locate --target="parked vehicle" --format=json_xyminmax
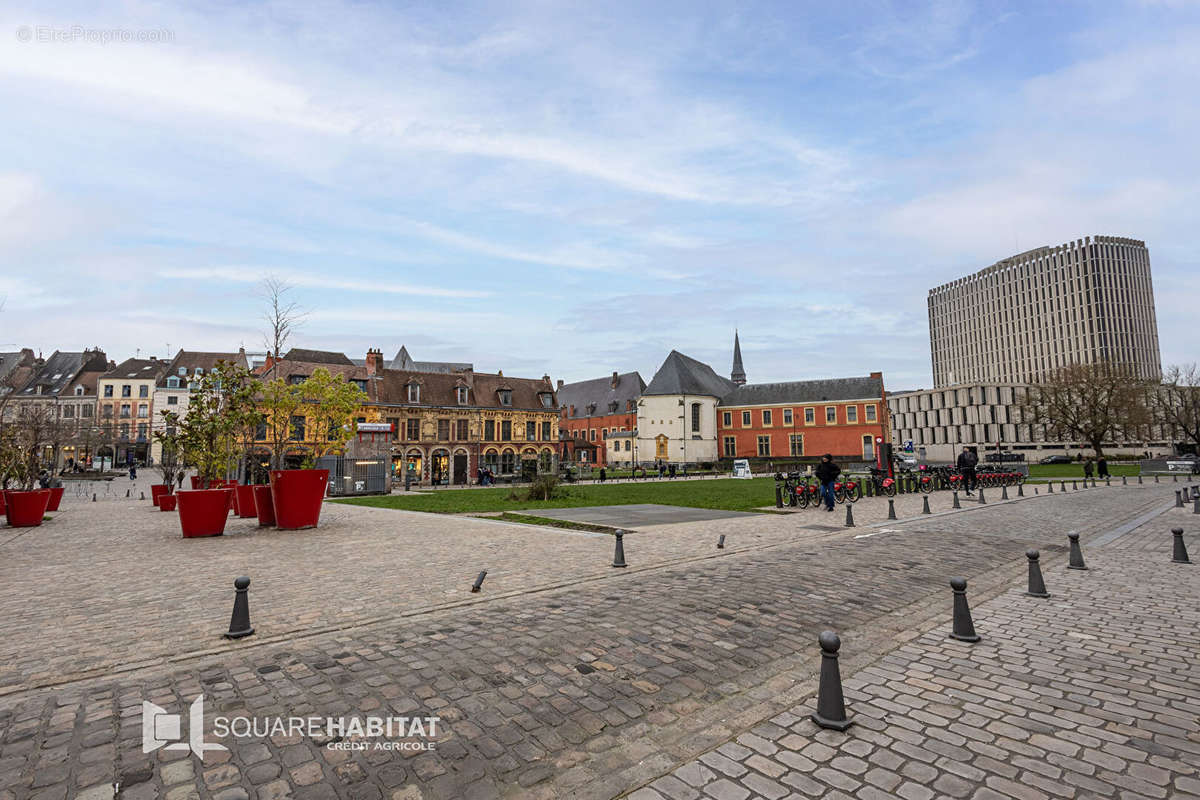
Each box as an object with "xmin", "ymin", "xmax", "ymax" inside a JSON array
[{"xmin": 1039, "ymin": 455, "xmax": 1072, "ymax": 465}]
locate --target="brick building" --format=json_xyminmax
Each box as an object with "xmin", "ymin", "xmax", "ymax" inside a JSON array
[
  {"xmin": 97, "ymin": 357, "xmax": 170, "ymax": 465},
  {"xmin": 556, "ymin": 371, "xmax": 645, "ymax": 466},
  {"xmin": 717, "ymin": 372, "xmax": 888, "ymax": 463}
]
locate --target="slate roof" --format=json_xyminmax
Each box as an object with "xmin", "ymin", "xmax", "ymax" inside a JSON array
[
  {"xmin": 374, "ymin": 369, "xmax": 556, "ymax": 411},
  {"xmin": 718, "ymin": 375, "xmax": 884, "ymax": 407},
  {"xmin": 102, "ymin": 357, "xmax": 169, "ymax": 381},
  {"xmin": 731, "ymin": 331, "xmax": 746, "ymax": 385},
  {"xmin": 158, "ymin": 350, "xmax": 250, "ymax": 387},
  {"xmin": 643, "ymin": 351, "xmax": 737, "ymax": 397},
  {"xmin": 557, "ymin": 372, "xmax": 645, "ymax": 418},
  {"xmin": 388, "ymin": 346, "xmax": 473, "ymax": 374},
  {"xmin": 282, "ymin": 348, "xmax": 354, "ymax": 366},
  {"xmin": 0, "ymin": 349, "xmax": 36, "ymax": 391},
  {"xmin": 15, "ymin": 350, "xmax": 110, "ymax": 397}
]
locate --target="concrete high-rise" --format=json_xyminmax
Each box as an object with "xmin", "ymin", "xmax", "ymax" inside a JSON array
[{"xmin": 928, "ymin": 235, "xmax": 1161, "ymax": 388}]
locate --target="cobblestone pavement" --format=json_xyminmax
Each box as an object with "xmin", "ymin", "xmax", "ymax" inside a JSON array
[
  {"xmin": 631, "ymin": 507, "xmax": 1200, "ymax": 800},
  {"xmin": 0, "ymin": 483, "xmax": 1193, "ymax": 800}
]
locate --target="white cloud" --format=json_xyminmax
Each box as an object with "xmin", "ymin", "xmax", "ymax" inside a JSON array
[{"xmin": 161, "ymin": 267, "xmax": 490, "ymax": 299}]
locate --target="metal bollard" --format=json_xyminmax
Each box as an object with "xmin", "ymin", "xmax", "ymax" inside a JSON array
[
  {"xmin": 92, "ymin": 493, "xmax": 97, "ymax": 502},
  {"xmin": 844, "ymin": 503, "xmax": 855, "ymax": 527},
  {"xmin": 125, "ymin": 488, "xmax": 130, "ymax": 498},
  {"xmin": 810, "ymin": 631, "xmax": 853, "ymax": 731},
  {"xmin": 140, "ymin": 491, "xmax": 145, "ymax": 500},
  {"xmin": 775, "ymin": 483, "xmax": 782, "ymax": 508},
  {"xmin": 1176, "ymin": 490, "xmax": 1184, "ymax": 508},
  {"xmin": 1172, "ymin": 527, "xmax": 1191, "ymax": 564},
  {"xmin": 1001, "ymin": 485, "xmax": 1009, "ymax": 500},
  {"xmin": 1072, "ymin": 480, "xmax": 1078, "ymax": 491},
  {"xmin": 1017, "ymin": 483, "xmax": 1024, "ymax": 497},
  {"xmin": 978, "ymin": 486, "xmax": 987, "ymax": 504},
  {"xmin": 1067, "ymin": 532, "xmax": 1088, "ymax": 570},
  {"xmin": 717, "ymin": 534, "xmax": 725, "ymax": 549},
  {"xmin": 888, "ymin": 499, "xmax": 897, "ymax": 520},
  {"xmin": 1194, "ymin": 496, "xmax": 1199, "ymax": 515},
  {"xmin": 1048, "ymin": 481, "xmax": 1054, "ymax": 494},
  {"xmin": 611, "ymin": 530, "xmax": 627, "ymax": 568},
  {"xmin": 949, "ymin": 577, "xmax": 981, "ymax": 643},
  {"xmin": 470, "ymin": 570, "xmax": 487, "ymax": 592},
  {"xmin": 952, "ymin": 491, "xmax": 961, "ymax": 509},
  {"xmin": 1061, "ymin": 480, "xmax": 1068, "ymax": 492},
  {"xmin": 922, "ymin": 495, "xmax": 931, "ymax": 514},
  {"xmin": 1025, "ymin": 549, "xmax": 1050, "ymax": 598},
  {"xmin": 224, "ymin": 576, "xmax": 255, "ymax": 639},
  {"xmin": 1122, "ymin": 475, "xmax": 1127, "ymax": 485}
]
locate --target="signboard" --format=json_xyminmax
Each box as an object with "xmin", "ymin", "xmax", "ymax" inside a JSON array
[
  {"xmin": 356, "ymin": 422, "xmax": 393, "ymax": 433},
  {"xmin": 732, "ymin": 458, "xmax": 752, "ymax": 478}
]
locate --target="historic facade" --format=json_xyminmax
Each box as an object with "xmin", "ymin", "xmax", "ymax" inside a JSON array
[
  {"xmin": 717, "ymin": 373, "xmax": 888, "ymax": 462},
  {"xmin": 636, "ymin": 351, "xmax": 734, "ymax": 465},
  {"xmin": 556, "ymin": 371, "xmax": 644, "ymax": 465},
  {"xmin": 97, "ymin": 357, "xmax": 169, "ymax": 465},
  {"xmin": 149, "ymin": 349, "xmax": 251, "ymax": 463},
  {"xmin": 3, "ymin": 349, "xmax": 111, "ymax": 470}
]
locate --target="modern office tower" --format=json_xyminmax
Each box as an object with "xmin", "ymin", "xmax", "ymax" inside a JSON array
[{"xmin": 927, "ymin": 235, "xmax": 1161, "ymax": 388}]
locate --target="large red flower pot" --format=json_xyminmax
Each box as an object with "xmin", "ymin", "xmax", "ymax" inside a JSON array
[
  {"xmin": 176, "ymin": 488, "xmax": 233, "ymax": 538},
  {"xmin": 235, "ymin": 485, "xmax": 257, "ymax": 518},
  {"xmin": 253, "ymin": 484, "xmax": 276, "ymax": 527},
  {"xmin": 190, "ymin": 476, "xmax": 201, "ymax": 489},
  {"xmin": 270, "ymin": 469, "xmax": 329, "ymax": 530},
  {"xmin": 159, "ymin": 494, "xmax": 177, "ymax": 511},
  {"xmin": 3, "ymin": 490, "xmax": 51, "ymax": 527},
  {"xmin": 151, "ymin": 484, "xmax": 170, "ymax": 507},
  {"xmin": 45, "ymin": 487, "xmax": 65, "ymax": 512},
  {"xmin": 0, "ymin": 491, "xmax": 5, "ymax": 515}
]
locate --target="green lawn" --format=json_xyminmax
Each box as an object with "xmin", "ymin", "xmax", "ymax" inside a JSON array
[
  {"xmin": 1026, "ymin": 463, "xmax": 1140, "ymax": 479},
  {"xmin": 333, "ymin": 477, "xmax": 776, "ymax": 514}
]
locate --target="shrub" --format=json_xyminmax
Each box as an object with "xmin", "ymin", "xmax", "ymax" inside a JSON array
[{"xmin": 524, "ymin": 475, "xmax": 565, "ymax": 501}]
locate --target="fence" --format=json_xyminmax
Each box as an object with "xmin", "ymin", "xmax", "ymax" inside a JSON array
[{"xmin": 317, "ymin": 456, "xmax": 389, "ymax": 496}]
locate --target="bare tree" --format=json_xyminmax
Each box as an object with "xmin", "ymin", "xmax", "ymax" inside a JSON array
[
  {"xmin": 1022, "ymin": 364, "xmax": 1152, "ymax": 458},
  {"xmin": 260, "ymin": 276, "xmax": 306, "ymax": 381},
  {"xmin": 1157, "ymin": 364, "xmax": 1200, "ymax": 452}
]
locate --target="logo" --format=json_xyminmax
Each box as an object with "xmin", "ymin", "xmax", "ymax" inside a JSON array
[{"xmin": 142, "ymin": 695, "xmax": 227, "ymax": 759}]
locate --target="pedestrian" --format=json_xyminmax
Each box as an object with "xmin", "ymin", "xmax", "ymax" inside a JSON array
[
  {"xmin": 956, "ymin": 446, "xmax": 978, "ymax": 496},
  {"xmin": 37, "ymin": 470, "xmax": 50, "ymax": 489},
  {"xmin": 599, "ymin": 466, "xmax": 607, "ymax": 482},
  {"xmin": 177, "ymin": 472, "xmax": 184, "ymax": 489},
  {"xmin": 1083, "ymin": 458, "xmax": 1094, "ymax": 479},
  {"xmin": 129, "ymin": 464, "xmax": 137, "ymax": 481},
  {"xmin": 668, "ymin": 463, "xmax": 676, "ymax": 479},
  {"xmin": 814, "ymin": 454, "xmax": 840, "ymax": 512},
  {"xmin": 1098, "ymin": 456, "xmax": 1109, "ymax": 479}
]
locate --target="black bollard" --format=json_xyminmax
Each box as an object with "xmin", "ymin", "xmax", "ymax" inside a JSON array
[
  {"xmin": 125, "ymin": 488, "xmax": 130, "ymax": 498},
  {"xmin": 1072, "ymin": 480, "xmax": 1077, "ymax": 491},
  {"xmin": 1176, "ymin": 490, "xmax": 1184, "ymax": 508},
  {"xmin": 775, "ymin": 483, "xmax": 783, "ymax": 509},
  {"xmin": 844, "ymin": 503, "xmax": 855, "ymax": 527},
  {"xmin": 952, "ymin": 491, "xmax": 961, "ymax": 509},
  {"xmin": 1061, "ymin": 480, "xmax": 1068, "ymax": 492},
  {"xmin": 92, "ymin": 493, "xmax": 97, "ymax": 502},
  {"xmin": 1001, "ymin": 485, "xmax": 1009, "ymax": 500},
  {"xmin": 949, "ymin": 577, "xmax": 981, "ymax": 643},
  {"xmin": 1193, "ymin": 496, "xmax": 1199, "ymax": 515},
  {"xmin": 470, "ymin": 570, "xmax": 487, "ymax": 593},
  {"xmin": 717, "ymin": 534, "xmax": 725, "ymax": 549},
  {"xmin": 810, "ymin": 631, "xmax": 853, "ymax": 731},
  {"xmin": 1025, "ymin": 549, "xmax": 1050, "ymax": 598},
  {"xmin": 1122, "ymin": 475, "xmax": 1127, "ymax": 485},
  {"xmin": 140, "ymin": 491, "xmax": 145, "ymax": 500},
  {"xmin": 922, "ymin": 495, "xmax": 931, "ymax": 515},
  {"xmin": 888, "ymin": 499, "xmax": 897, "ymax": 520},
  {"xmin": 978, "ymin": 486, "xmax": 987, "ymax": 504},
  {"xmin": 1172, "ymin": 527, "xmax": 1191, "ymax": 564},
  {"xmin": 1048, "ymin": 481, "xmax": 1054, "ymax": 494},
  {"xmin": 1174, "ymin": 473, "xmax": 1178, "ymax": 482},
  {"xmin": 1034, "ymin": 487, "xmax": 1039, "ymax": 495},
  {"xmin": 612, "ymin": 530, "xmax": 627, "ymax": 568},
  {"xmin": 224, "ymin": 576, "xmax": 254, "ymax": 639},
  {"xmin": 1106, "ymin": 477, "xmax": 1111, "ymax": 486},
  {"xmin": 1067, "ymin": 532, "xmax": 1088, "ymax": 570}
]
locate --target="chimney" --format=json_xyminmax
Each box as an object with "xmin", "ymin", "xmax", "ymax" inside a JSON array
[
  {"xmin": 557, "ymin": 379, "xmax": 564, "ymax": 391},
  {"xmin": 366, "ymin": 348, "xmax": 383, "ymax": 376},
  {"xmin": 611, "ymin": 371, "xmax": 619, "ymax": 389}
]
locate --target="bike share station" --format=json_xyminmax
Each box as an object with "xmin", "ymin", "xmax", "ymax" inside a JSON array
[{"xmin": 774, "ymin": 439, "xmax": 1030, "ymax": 509}]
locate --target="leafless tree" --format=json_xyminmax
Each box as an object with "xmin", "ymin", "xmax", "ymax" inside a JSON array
[
  {"xmin": 1157, "ymin": 364, "xmax": 1200, "ymax": 452},
  {"xmin": 260, "ymin": 276, "xmax": 306, "ymax": 381},
  {"xmin": 1022, "ymin": 364, "xmax": 1152, "ymax": 458}
]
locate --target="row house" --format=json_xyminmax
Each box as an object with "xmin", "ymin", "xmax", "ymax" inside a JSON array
[
  {"xmin": 717, "ymin": 372, "xmax": 888, "ymax": 462},
  {"xmin": 149, "ymin": 349, "xmax": 252, "ymax": 463},
  {"xmin": 556, "ymin": 371, "xmax": 645, "ymax": 466},
  {"xmin": 2, "ymin": 349, "xmax": 111, "ymax": 469},
  {"xmin": 97, "ymin": 357, "xmax": 170, "ymax": 465}
]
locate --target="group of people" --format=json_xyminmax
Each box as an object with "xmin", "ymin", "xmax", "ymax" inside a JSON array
[{"xmin": 1082, "ymin": 457, "xmax": 1110, "ymax": 479}]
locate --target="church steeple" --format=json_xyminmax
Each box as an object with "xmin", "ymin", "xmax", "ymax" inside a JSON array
[{"xmin": 731, "ymin": 330, "xmax": 746, "ymax": 386}]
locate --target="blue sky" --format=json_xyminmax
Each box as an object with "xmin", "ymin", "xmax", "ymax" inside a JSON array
[{"xmin": 0, "ymin": 0, "xmax": 1196, "ymax": 389}]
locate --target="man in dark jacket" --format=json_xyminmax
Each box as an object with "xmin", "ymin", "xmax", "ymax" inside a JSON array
[
  {"xmin": 814, "ymin": 453, "xmax": 840, "ymax": 511},
  {"xmin": 956, "ymin": 447, "xmax": 978, "ymax": 495},
  {"xmin": 1097, "ymin": 456, "xmax": 1109, "ymax": 479}
]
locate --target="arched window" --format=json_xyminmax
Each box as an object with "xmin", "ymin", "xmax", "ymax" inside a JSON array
[{"xmin": 500, "ymin": 449, "xmax": 515, "ymax": 473}]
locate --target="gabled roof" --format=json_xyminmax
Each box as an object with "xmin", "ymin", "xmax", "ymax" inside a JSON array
[
  {"xmin": 158, "ymin": 350, "xmax": 250, "ymax": 387},
  {"xmin": 15, "ymin": 349, "xmax": 109, "ymax": 397},
  {"xmin": 0, "ymin": 349, "xmax": 36, "ymax": 392},
  {"xmin": 388, "ymin": 345, "xmax": 473, "ymax": 374},
  {"xmin": 557, "ymin": 372, "xmax": 645, "ymax": 418},
  {"xmin": 375, "ymin": 369, "xmax": 555, "ymax": 411},
  {"xmin": 643, "ymin": 351, "xmax": 736, "ymax": 398},
  {"xmin": 719, "ymin": 375, "xmax": 884, "ymax": 407},
  {"xmin": 102, "ymin": 357, "xmax": 169, "ymax": 381},
  {"xmin": 282, "ymin": 348, "xmax": 353, "ymax": 366}
]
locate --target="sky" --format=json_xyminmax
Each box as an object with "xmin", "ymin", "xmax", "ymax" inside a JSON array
[{"xmin": 0, "ymin": 0, "xmax": 1196, "ymax": 390}]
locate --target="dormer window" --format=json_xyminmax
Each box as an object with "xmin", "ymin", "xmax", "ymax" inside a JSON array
[
  {"xmin": 586, "ymin": 403, "xmax": 596, "ymax": 416},
  {"xmin": 353, "ymin": 379, "xmax": 367, "ymax": 392},
  {"xmin": 288, "ymin": 374, "xmax": 305, "ymax": 385},
  {"xmin": 456, "ymin": 386, "xmax": 468, "ymax": 405},
  {"xmin": 539, "ymin": 392, "xmax": 554, "ymax": 408},
  {"xmin": 498, "ymin": 389, "xmax": 512, "ymax": 406},
  {"xmin": 74, "ymin": 386, "xmax": 84, "ymax": 396},
  {"xmin": 408, "ymin": 383, "xmax": 420, "ymax": 403},
  {"xmin": 608, "ymin": 401, "xmax": 618, "ymax": 413},
  {"xmin": 195, "ymin": 368, "xmax": 204, "ymax": 376},
  {"xmin": 177, "ymin": 367, "xmax": 186, "ymax": 376},
  {"xmin": 166, "ymin": 376, "xmax": 179, "ymax": 388}
]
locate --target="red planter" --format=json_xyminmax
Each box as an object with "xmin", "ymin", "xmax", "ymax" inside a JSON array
[
  {"xmin": 235, "ymin": 485, "xmax": 257, "ymax": 518},
  {"xmin": 3, "ymin": 490, "xmax": 51, "ymax": 527},
  {"xmin": 151, "ymin": 484, "xmax": 170, "ymax": 507},
  {"xmin": 0, "ymin": 491, "xmax": 5, "ymax": 515},
  {"xmin": 270, "ymin": 469, "xmax": 329, "ymax": 530},
  {"xmin": 45, "ymin": 487, "xmax": 65, "ymax": 512},
  {"xmin": 159, "ymin": 494, "xmax": 178, "ymax": 511},
  {"xmin": 176, "ymin": 488, "xmax": 233, "ymax": 538},
  {"xmin": 190, "ymin": 476, "xmax": 201, "ymax": 489},
  {"xmin": 253, "ymin": 484, "xmax": 276, "ymax": 527}
]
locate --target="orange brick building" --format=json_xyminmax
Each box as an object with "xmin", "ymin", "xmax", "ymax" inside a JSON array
[
  {"xmin": 556, "ymin": 371, "xmax": 645, "ymax": 465},
  {"xmin": 716, "ymin": 372, "xmax": 888, "ymax": 462}
]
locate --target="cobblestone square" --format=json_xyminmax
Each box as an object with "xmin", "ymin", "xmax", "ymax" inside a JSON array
[{"xmin": 1, "ymin": 479, "xmax": 1197, "ymax": 799}]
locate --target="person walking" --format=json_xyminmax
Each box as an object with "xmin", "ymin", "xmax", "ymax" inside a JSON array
[
  {"xmin": 599, "ymin": 466, "xmax": 607, "ymax": 482},
  {"xmin": 1097, "ymin": 456, "xmax": 1109, "ymax": 479},
  {"xmin": 129, "ymin": 464, "xmax": 137, "ymax": 481},
  {"xmin": 956, "ymin": 446, "xmax": 978, "ymax": 496},
  {"xmin": 1083, "ymin": 458, "xmax": 1094, "ymax": 480},
  {"xmin": 815, "ymin": 453, "xmax": 840, "ymax": 512}
]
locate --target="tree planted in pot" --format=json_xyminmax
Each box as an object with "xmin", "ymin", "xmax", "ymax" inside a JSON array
[
  {"xmin": 1, "ymin": 403, "xmax": 56, "ymax": 526},
  {"xmin": 150, "ymin": 425, "xmax": 186, "ymax": 507},
  {"xmin": 269, "ymin": 367, "xmax": 368, "ymax": 530}
]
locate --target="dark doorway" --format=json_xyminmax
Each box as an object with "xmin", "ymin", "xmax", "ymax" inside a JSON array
[{"xmin": 453, "ymin": 453, "xmax": 468, "ymax": 485}]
